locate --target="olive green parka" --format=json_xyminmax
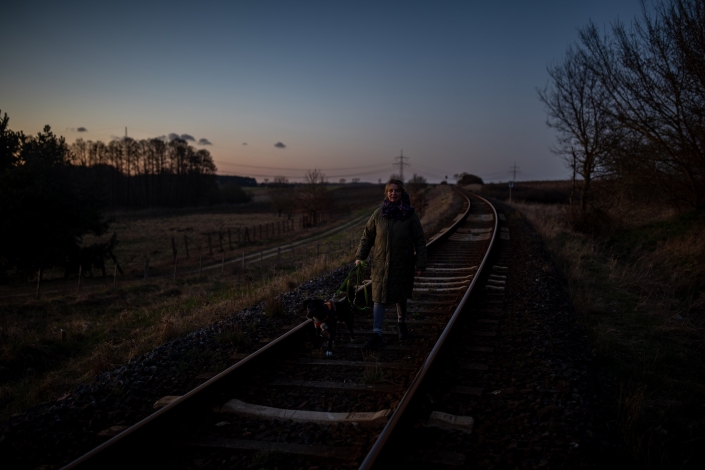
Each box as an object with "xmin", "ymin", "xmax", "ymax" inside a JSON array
[{"xmin": 355, "ymin": 208, "xmax": 427, "ymax": 303}]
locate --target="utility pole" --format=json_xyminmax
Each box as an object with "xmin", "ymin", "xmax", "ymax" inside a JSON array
[
  {"xmin": 394, "ymin": 150, "xmax": 409, "ymax": 182},
  {"xmin": 509, "ymin": 162, "xmax": 519, "ymax": 203}
]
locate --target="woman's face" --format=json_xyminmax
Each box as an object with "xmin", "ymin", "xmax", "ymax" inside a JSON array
[{"xmin": 387, "ymin": 184, "xmax": 402, "ymax": 203}]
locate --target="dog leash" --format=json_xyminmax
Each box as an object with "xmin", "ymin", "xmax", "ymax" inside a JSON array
[{"xmin": 334, "ymin": 261, "xmax": 371, "ymax": 311}]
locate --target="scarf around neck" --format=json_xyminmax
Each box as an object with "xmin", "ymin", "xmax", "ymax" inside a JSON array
[{"xmin": 381, "ymin": 192, "xmax": 415, "ymax": 220}]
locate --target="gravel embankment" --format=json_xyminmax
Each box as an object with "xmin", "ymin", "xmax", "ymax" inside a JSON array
[{"xmin": 0, "ymin": 266, "xmax": 353, "ymax": 469}]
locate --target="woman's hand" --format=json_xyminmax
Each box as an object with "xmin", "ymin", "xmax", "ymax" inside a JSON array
[{"xmin": 355, "ymin": 260, "xmax": 361, "ymax": 266}]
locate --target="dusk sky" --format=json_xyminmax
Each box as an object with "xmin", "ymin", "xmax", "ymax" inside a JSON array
[{"xmin": 1, "ymin": 0, "xmax": 645, "ymax": 183}]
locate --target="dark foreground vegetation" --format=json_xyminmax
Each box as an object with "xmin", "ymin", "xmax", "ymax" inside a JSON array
[{"xmin": 473, "ymin": 177, "xmax": 705, "ymax": 468}]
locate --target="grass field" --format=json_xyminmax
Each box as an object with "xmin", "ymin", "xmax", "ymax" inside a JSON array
[
  {"xmin": 512, "ymin": 196, "xmax": 704, "ymax": 469},
  {"xmin": 0, "ymin": 184, "xmax": 462, "ymax": 420}
]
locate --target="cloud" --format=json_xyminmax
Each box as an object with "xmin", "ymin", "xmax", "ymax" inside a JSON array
[
  {"xmin": 274, "ymin": 142, "xmax": 286, "ymax": 149},
  {"xmin": 168, "ymin": 133, "xmax": 180, "ymax": 141},
  {"xmin": 180, "ymin": 134, "xmax": 195, "ymax": 142},
  {"xmin": 198, "ymin": 138, "xmax": 212, "ymax": 145},
  {"xmin": 77, "ymin": 127, "xmax": 87, "ymax": 132}
]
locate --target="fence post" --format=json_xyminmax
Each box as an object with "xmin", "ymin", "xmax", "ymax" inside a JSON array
[
  {"xmin": 228, "ymin": 229, "xmax": 232, "ymax": 250},
  {"xmin": 174, "ymin": 257, "xmax": 178, "ymax": 281},
  {"xmin": 277, "ymin": 246, "xmax": 281, "ymax": 265},
  {"xmin": 237, "ymin": 228, "xmax": 241, "ymax": 244},
  {"xmin": 171, "ymin": 235, "xmax": 177, "ymax": 262},
  {"xmin": 218, "ymin": 231, "xmax": 223, "ymax": 252},
  {"xmin": 144, "ymin": 259, "xmax": 149, "ymax": 281},
  {"xmin": 184, "ymin": 235, "xmax": 189, "ymax": 258},
  {"xmin": 260, "ymin": 249, "xmax": 263, "ymax": 270},
  {"xmin": 113, "ymin": 263, "xmax": 118, "ymax": 287},
  {"xmin": 35, "ymin": 268, "xmax": 41, "ymax": 299},
  {"xmin": 221, "ymin": 252, "xmax": 225, "ymax": 274},
  {"xmin": 208, "ymin": 234, "xmax": 213, "ymax": 255},
  {"xmin": 199, "ymin": 255, "xmax": 203, "ymax": 276},
  {"xmin": 77, "ymin": 265, "xmax": 82, "ymax": 293},
  {"xmin": 305, "ymin": 244, "xmax": 308, "ymax": 264},
  {"xmin": 242, "ymin": 250, "xmax": 245, "ymax": 270}
]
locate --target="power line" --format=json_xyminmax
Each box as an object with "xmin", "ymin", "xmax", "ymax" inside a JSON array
[
  {"xmin": 214, "ymin": 161, "xmax": 391, "ymax": 172},
  {"xmin": 219, "ymin": 166, "xmax": 397, "ymax": 180}
]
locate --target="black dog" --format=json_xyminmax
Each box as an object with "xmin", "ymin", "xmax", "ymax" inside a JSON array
[{"xmin": 303, "ymin": 297, "xmax": 354, "ymax": 357}]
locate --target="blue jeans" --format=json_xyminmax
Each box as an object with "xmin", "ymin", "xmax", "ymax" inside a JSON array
[{"xmin": 372, "ymin": 300, "xmax": 407, "ymax": 334}]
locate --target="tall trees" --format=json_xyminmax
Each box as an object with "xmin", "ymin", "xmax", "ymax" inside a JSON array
[
  {"xmin": 538, "ymin": 46, "xmax": 618, "ymax": 218},
  {"xmin": 0, "ymin": 113, "xmax": 108, "ymax": 280},
  {"xmin": 541, "ymin": 0, "xmax": 705, "ymax": 213},
  {"xmin": 580, "ymin": 0, "xmax": 704, "ymax": 209},
  {"xmin": 67, "ymin": 136, "xmax": 218, "ymax": 209}
]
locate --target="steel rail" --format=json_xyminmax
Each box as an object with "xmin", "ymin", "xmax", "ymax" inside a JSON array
[
  {"xmin": 358, "ymin": 189, "xmax": 498, "ymax": 469},
  {"xmin": 61, "ymin": 187, "xmax": 474, "ymax": 469},
  {"xmin": 62, "ymin": 320, "xmax": 313, "ymax": 469}
]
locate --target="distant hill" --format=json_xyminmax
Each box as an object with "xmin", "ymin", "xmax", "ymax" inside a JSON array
[{"xmin": 217, "ymin": 175, "xmax": 258, "ymax": 187}]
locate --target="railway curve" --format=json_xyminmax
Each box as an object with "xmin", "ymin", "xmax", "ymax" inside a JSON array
[{"xmin": 55, "ymin": 188, "xmax": 497, "ymax": 469}]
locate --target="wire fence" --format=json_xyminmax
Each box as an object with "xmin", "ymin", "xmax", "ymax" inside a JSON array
[{"xmin": 23, "ymin": 216, "xmax": 368, "ymax": 300}]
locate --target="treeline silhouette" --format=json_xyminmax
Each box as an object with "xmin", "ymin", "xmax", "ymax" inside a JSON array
[
  {"xmin": 0, "ymin": 112, "xmax": 252, "ymax": 282},
  {"xmin": 70, "ymin": 137, "xmax": 227, "ymax": 209},
  {"xmin": 1, "ymin": 115, "xmax": 112, "ymax": 281}
]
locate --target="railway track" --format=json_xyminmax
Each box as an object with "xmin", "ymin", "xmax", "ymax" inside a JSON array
[{"xmin": 63, "ymin": 188, "xmax": 498, "ymax": 469}]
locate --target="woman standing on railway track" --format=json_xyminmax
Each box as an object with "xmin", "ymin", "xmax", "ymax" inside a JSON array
[{"xmin": 355, "ymin": 178, "xmax": 427, "ymax": 348}]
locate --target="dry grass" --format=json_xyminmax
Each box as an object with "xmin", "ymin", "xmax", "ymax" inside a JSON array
[
  {"xmin": 80, "ymin": 211, "xmax": 343, "ymax": 280},
  {"xmin": 0, "ymin": 238, "xmax": 357, "ymax": 420},
  {"xmin": 514, "ymin": 201, "xmax": 704, "ymax": 468},
  {"xmin": 420, "ymin": 185, "xmax": 463, "ymax": 239},
  {"xmin": 0, "ymin": 185, "xmax": 465, "ymax": 420}
]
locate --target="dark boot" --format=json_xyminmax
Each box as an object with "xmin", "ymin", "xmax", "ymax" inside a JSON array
[
  {"xmin": 398, "ymin": 322, "xmax": 409, "ymax": 339},
  {"xmin": 364, "ymin": 333, "xmax": 385, "ymax": 349}
]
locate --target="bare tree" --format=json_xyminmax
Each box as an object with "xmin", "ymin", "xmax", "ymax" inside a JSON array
[
  {"xmin": 268, "ymin": 175, "xmax": 294, "ymax": 217},
  {"xmin": 538, "ymin": 46, "xmax": 618, "ymax": 220},
  {"xmin": 578, "ymin": 0, "xmax": 705, "ymax": 209},
  {"xmin": 295, "ymin": 169, "xmax": 331, "ymax": 224},
  {"xmin": 70, "ymin": 138, "xmax": 88, "ymax": 166}
]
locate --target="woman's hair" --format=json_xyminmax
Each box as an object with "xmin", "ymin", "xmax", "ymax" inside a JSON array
[{"xmin": 384, "ymin": 178, "xmax": 406, "ymax": 196}]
